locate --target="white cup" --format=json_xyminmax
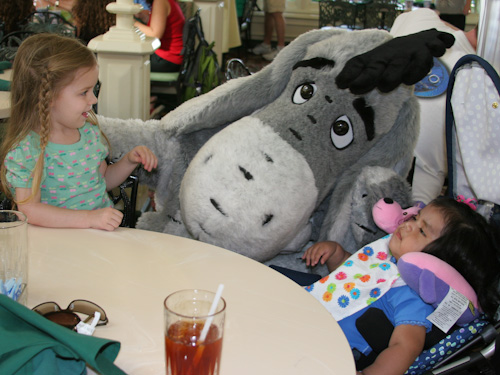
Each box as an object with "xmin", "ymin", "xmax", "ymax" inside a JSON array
[{"xmin": 0, "ymin": 210, "xmax": 28, "ymax": 305}]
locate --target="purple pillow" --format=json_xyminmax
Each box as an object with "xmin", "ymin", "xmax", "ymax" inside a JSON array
[{"xmin": 398, "ymin": 252, "xmax": 481, "ymax": 326}]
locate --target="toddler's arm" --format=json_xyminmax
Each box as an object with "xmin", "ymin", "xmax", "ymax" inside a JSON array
[
  {"xmin": 359, "ymin": 324, "xmax": 425, "ymax": 375},
  {"xmin": 103, "ymin": 145, "xmax": 158, "ymax": 190},
  {"xmin": 15, "ymin": 188, "xmax": 123, "ymax": 231},
  {"xmin": 302, "ymin": 241, "xmax": 350, "ymax": 272}
]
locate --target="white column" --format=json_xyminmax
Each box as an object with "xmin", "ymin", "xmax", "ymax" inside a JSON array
[{"xmin": 88, "ymin": 0, "xmax": 160, "ymax": 120}]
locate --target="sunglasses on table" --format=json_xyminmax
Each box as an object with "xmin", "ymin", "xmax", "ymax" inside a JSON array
[{"xmin": 32, "ymin": 299, "xmax": 108, "ymax": 331}]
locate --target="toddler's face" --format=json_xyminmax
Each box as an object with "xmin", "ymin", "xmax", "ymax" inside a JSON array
[{"xmin": 389, "ymin": 204, "xmax": 445, "ymax": 260}]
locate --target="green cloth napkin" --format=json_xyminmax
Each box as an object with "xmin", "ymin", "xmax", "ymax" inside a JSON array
[
  {"xmin": 0, "ymin": 295, "xmax": 127, "ymax": 375},
  {"xmin": 0, "ymin": 79, "xmax": 11, "ymax": 91},
  {"xmin": 0, "ymin": 61, "xmax": 12, "ymax": 73}
]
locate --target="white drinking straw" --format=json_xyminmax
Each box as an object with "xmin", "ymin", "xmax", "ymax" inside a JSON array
[{"xmin": 199, "ymin": 284, "xmax": 224, "ymax": 342}]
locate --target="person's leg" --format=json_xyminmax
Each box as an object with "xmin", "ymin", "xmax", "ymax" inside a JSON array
[
  {"xmin": 271, "ymin": 11, "xmax": 285, "ymax": 48},
  {"xmin": 150, "ymin": 53, "xmax": 181, "ymax": 73},
  {"xmin": 251, "ymin": 1, "xmax": 273, "ymax": 55},
  {"xmin": 263, "ymin": 12, "xmax": 274, "ymax": 45},
  {"xmin": 438, "ymin": 14, "xmax": 466, "ymax": 30},
  {"xmin": 261, "ymin": 0, "xmax": 286, "ymax": 60}
]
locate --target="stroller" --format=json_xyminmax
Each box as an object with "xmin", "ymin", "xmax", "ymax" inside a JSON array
[
  {"xmin": 445, "ymin": 55, "xmax": 500, "ymax": 231},
  {"xmin": 406, "ymin": 54, "xmax": 500, "ymax": 374}
]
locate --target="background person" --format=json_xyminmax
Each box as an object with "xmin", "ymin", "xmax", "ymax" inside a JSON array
[
  {"xmin": 0, "ymin": 0, "xmax": 35, "ymax": 35},
  {"xmin": 389, "ymin": 8, "xmax": 477, "ymax": 204},
  {"xmin": 251, "ymin": 0, "xmax": 286, "ymax": 61},
  {"xmin": 435, "ymin": 0, "xmax": 472, "ymax": 30},
  {"xmin": 134, "ymin": 0, "xmax": 185, "ymax": 73},
  {"xmin": 72, "ymin": 0, "xmax": 116, "ymax": 45}
]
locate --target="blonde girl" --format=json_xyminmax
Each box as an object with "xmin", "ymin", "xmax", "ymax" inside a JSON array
[{"xmin": 0, "ymin": 33, "xmax": 157, "ymax": 231}]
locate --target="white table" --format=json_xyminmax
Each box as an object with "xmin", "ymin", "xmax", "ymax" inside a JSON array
[
  {"xmin": 27, "ymin": 226, "xmax": 356, "ymax": 375},
  {"xmin": 0, "ymin": 69, "xmax": 11, "ymax": 119}
]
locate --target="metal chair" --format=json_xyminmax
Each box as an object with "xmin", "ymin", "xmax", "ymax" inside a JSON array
[
  {"xmin": 318, "ymin": 0, "xmax": 358, "ymax": 29},
  {"xmin": 364, "ymin": 0, "xmax": 402, "ymax": 30},
  {"xmin": 109, "ymin": 175, "xmax": 140, "ymax": 228},
  {"xmin": 225, "ymin": 58, "xmax": 252, "ymax": 81},
  {"xmin": 0, "ymin": 30, "xmax": 36, "ymax": 62},
  {"xmin": 22, "ymin": 10, "xmax": 76, "ymax": 38}
]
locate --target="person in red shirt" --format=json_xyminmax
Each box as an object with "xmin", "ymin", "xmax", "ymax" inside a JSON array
[{"xmin": 134, "ymin": 0, "xmax": 185, "ymax": 72}]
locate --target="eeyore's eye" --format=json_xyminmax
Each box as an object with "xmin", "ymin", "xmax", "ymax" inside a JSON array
[
  {"xmin": 292, "ymin": 83, "xmax": 317, "ymax": 104},
  {"xmin": 331, "ymin": 115, "xmax": 353, "ymax": 150}
]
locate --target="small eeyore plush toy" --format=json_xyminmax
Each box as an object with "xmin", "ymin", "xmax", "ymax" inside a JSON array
[{"xmin": 98, "ymin": 28, "xmax": 454, "ymax": 273}]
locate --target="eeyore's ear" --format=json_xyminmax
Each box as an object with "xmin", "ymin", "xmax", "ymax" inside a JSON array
[
  {"xmin": 162, "ymin": 28, "xmax": 346, "ymax": 136},
  {"xmin": 336, "ymin": 29, "xmax": 455, "ymax": 95}
]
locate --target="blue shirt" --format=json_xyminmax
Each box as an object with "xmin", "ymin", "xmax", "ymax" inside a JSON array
[{"xmin": 338, "ymin": 285, "xmax": 435, "ymax": 355}]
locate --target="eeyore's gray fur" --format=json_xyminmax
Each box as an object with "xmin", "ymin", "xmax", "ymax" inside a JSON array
[{"xmin": 98, "ymin": 28, "xmax": 418, "ymax": 272}]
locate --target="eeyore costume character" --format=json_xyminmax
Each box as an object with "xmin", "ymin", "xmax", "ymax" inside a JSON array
[{"xmin": 98, "ymin": 28, "xmax": 454, "ymax": 274}]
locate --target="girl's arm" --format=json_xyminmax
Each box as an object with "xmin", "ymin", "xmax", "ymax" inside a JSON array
[
  {"xmin": 134, "ymin": 0, "xmax": 170, "ymax": 39},
  {"xmin": 15, "ymin": 188, "xmax": 123, "ymax": 231},
  {"xmin": 103, "ymin": 146, "xmax": 158, "ymax": 191},
  {"xmin": 360, "ymin": 324, "xmax": 426, "ymax": 375}
]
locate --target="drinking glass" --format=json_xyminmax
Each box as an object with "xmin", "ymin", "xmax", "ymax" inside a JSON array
[
  {"xmin": 164, "ymin": 289, "xmax": 226, "ymax": 375},
  {"xmin": 0, "ymin": 210, "xmax": 28, "ymax": 305}
]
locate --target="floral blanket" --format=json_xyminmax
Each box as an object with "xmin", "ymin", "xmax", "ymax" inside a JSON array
[{"xmin": 306, "ymin": 235, "xmax": 402, "ymax": 321}]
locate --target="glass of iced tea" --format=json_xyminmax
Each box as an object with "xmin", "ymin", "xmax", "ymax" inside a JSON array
[{"xmin": 164, "ymin": 289, "xmax": 226, "ymax": 375}]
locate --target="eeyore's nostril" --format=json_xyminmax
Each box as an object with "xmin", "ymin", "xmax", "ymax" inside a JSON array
[
  {"xmin": 210, "ymin": 198, "xmax": 227, "ymax": 216},
  {"xmin": 307, "ymin": 115, "xmax": 317, "ymax": 124},
  {"xmin": 239, "ymin": 166, "xmax": 253, "ymax": 180},
  {"xmin": 289, "ymin": 128, "xmax": 303, "ymax": 141},
  {"xmin": 204, "ymin": 154, "xmax": 213, "ymax": 164},
  {"xmin": 325, "ymin": 95, "xmax": 333, "ymax": 103},
  {"xmin": 262, "ymin": 214, "xmax": 274, "ymax": 226},
  {"xmin": 263, "ymin": 153, "xmax": 274, "ymax": 163}
]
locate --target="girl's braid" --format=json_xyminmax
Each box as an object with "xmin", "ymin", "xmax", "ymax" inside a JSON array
[{"xmin": 30, "ymin": 69, "xmax": 53, "ymax": 199}]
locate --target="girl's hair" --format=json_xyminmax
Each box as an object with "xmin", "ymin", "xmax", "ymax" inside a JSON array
[
  {"xmin": 423, "ymin": 197, "xmax": 500, "ymax": 318},
  {"xmin": 0, "ymin": 33, "xmax": 98, "ymax": 204}
]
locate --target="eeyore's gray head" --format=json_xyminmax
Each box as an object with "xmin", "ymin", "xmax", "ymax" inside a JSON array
[{"xmin": 173, "ymin": 29, "xmax": 419, "ymax": 262}]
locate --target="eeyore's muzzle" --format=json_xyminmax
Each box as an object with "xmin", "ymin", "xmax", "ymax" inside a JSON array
[{"xmin": 179, "ymin": 117, "xmax": 319, "ymax": 262}]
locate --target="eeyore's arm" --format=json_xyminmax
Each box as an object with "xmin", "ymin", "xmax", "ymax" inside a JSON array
[
  {"xmin": 97, "ymin": 115, "xmax": 177, "ymax": 188},
  {"xmin": 162, "ymin": 28, "xmax": 346, "ymax": 136},
  {"xmin": 98, "ymin": 116, "xmax": 161, "ymax": 161}
]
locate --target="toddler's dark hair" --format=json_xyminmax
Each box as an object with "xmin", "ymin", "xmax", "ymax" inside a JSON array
[{"xmin": 423, "ymin": 197, "xmax": 500, "ymax": 318}]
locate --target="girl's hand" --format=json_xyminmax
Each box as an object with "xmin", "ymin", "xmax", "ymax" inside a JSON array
[
  {"xmin": 89, "ymin": 207, "xmax": 123, "ymax": 231},
  {"xmin": 302, "ymin": 241, "xmax": 338, "ymax": 267},
  {"xmin": 127, "ymin": 146, "xmax": 158, "ymax": 172}
]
